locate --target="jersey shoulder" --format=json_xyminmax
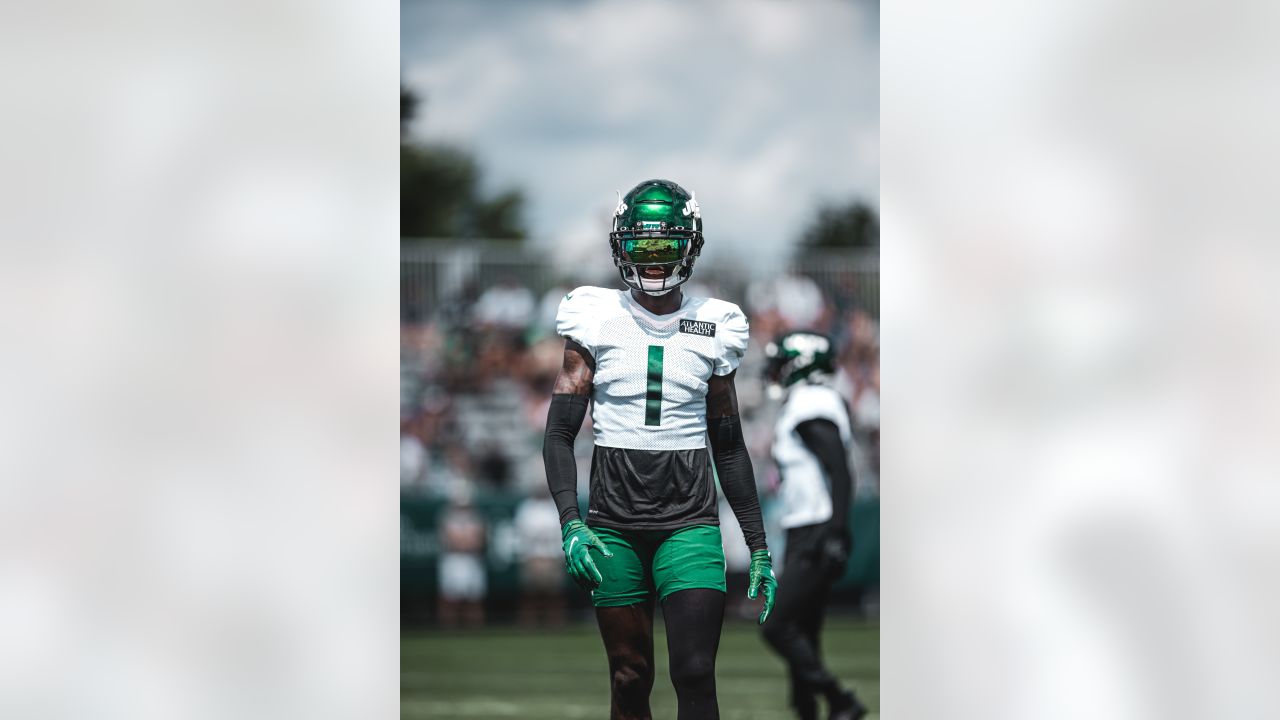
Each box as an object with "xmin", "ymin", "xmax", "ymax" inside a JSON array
[
  {"xmin": 687, "ymin": 295, "xmax": 745, "ymax": 325},
  {"xmin": 685, "ymin": 296, "xmax": 749, "ymax": 376},
  {"xmin": 555, "ymin": 286, "xmax": 622, "ymax": 353},
  {"xmin": 561, "ymin": 285, "xmax": 621, "ymax": 312},
  {"xmin": 781, "ymin": 384, "xmax": 850, "ymax": 431}
]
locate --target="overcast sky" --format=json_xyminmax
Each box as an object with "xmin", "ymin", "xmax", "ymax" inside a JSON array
[{"xmin": 402, "ymin": 0, "xmax": 878, "ymax": 274}]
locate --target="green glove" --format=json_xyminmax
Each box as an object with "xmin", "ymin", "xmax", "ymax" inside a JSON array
[
  {"xmin": 561, "ymin": 520, "xmax": 613, "ymax": 590},
  {"xmin": 747, "ymin": 549, "xmax": 777, "ymax": 624}
]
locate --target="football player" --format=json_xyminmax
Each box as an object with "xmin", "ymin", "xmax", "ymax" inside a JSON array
[
  {"xmin": 543, "ymin": 179, "xmax": 776, "ymax": 720},
  {"xmin": 760, "ymin": 331, "xmax": 866, "ymax": 720}
]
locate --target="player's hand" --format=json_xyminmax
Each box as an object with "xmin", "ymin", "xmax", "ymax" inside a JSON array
[
  {"xmin": 561, "ymin": 520, "xmax": 613, "ymax": 590},
  {"xmin": 747, "ymin": 549, "xmax": 777, "ymax": 624}
]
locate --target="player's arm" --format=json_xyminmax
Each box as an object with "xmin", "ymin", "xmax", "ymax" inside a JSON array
[
  {"xmin": 707, "ymin": 371, "xmax": 776, "ymax": 623},
  {"xmin": 795, "ymin": 418, "xmax": 855, "ymax": 567},
  {"xmin": 541, "ymin": 339, "xmax": 612, "ymax": 589},
  {"xmin": 543, "ymin": 338, "xmax": 593, "ymax": 524},
  {"xmin": 706, "ymin": 371, "xmax": 766, "ymax": 551}
]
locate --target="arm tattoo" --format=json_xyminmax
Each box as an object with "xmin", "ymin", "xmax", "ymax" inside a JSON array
[{"xmin": 552, "ymin": 339, "xmax": 595, "ymax": 396}]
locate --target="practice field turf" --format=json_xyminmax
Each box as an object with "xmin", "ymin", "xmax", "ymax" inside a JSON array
[{"xmin": 403, "ymin": 617, "xmax": 879, "ymax": 719}]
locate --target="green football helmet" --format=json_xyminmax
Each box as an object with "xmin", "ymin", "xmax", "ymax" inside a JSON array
[
  {"xmin": 609, "ymin": 179, "xmax": 704, "ymax": 295},
  {"xmin": 764, "ymin": 330, "xmax": 836, "ymax": 393}
]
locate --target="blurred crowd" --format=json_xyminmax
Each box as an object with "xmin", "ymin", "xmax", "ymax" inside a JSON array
[{"xmin": 401, "ymin": 270, "xmax": 878, "ymax": 624}]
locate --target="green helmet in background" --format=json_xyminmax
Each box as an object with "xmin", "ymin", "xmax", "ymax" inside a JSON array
[
  {"xmin": 764, "ymin": 330, "xmax": 836, "ymax": 393},
  {"xmin": 609, "ymin": 179, "xmax": 704, "ymax": 295}
]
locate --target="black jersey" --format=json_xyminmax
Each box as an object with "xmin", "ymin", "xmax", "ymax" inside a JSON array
[{"xmin": 586, "ymin": 446, "xmax": 720, "ymax": 530}]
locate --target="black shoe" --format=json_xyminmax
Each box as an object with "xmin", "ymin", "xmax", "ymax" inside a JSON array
[{"xmin": 828, "ymin": 689, "xmax": 867, "ymax": 720}]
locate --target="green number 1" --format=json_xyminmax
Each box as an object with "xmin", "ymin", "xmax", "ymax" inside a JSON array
[{"xmin": 645, "ymin": 345, "xmax": 664, "ymax": 426}]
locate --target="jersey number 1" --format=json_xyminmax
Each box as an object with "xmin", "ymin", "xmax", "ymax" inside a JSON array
[{"xmin": 645, "ymin": 345, "xmax": 664, "ymax": 426}]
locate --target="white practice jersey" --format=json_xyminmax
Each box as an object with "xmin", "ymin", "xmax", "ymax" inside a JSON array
[
  {"xmin": 556, "ymin": 286, "xmax": 749, "ymax": 451},
  {"xmin": 772, "ymin": 382, "xmax": 853, "ymax": 529}
]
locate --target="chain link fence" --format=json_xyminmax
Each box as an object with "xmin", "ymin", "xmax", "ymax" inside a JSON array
[{"xmin": 401, "ymin": 240, "xmax": 878, "ymax": 321}]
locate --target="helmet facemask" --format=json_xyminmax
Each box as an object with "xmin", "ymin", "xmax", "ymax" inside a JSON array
[
  {"xmin": 610, "ymin": 231, "xmax": 700, "ymax": 295},
  {"xmin": 609, "ymin": 181, "xmax": 704, "ymax": 296}
]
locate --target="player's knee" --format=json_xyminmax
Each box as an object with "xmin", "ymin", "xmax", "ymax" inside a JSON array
[
  {"xmin": 669, "ymin": 652, "xmax": 715, "ymax": 688},
  {"xmin": 611, "ymin": 661, "xmax": 652, "ymax": 699}
]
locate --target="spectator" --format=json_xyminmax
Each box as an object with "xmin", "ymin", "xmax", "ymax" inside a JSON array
[
  {"xmin": 402, "ymin": 263, "xmax": 879, "ymax": 624},
  {"xmin": 719, "ymin": 498, "xmax": 754, "ymax": 621},
  {"xmin": 473, "ymin": 442, "xmax": 513, "ymax": 490},
  {"xmin": 534, "ymin": 284, "xmax": 570, "ymax": 341},
  {"xmin": 748, "ymin": 272, "xmax": 827, "ymax": 331},
  {"xmin": 853, "ymin": 353, "xmax": 880, "ymax": 488},
  {"xmin": 472, "ymin": 276, "xmax": 535, "ymax": 331},
  {"xmin": 437, "ymin": 483, "xmax": 488, "ymax": 628},
  {"xmin": 513, "ymin": 483, "xmax": 567, "ymax": 627},
  {"xmin": 401, "ymin": 419, "xmax": 427, "ymax": 488}
]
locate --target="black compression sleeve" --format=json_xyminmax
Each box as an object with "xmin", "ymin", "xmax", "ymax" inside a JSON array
[
  {"xmin": 543, "ymin": 393, "xmax": 589, "ymax": 525},
  {"xmin": 795, "ymin": 418, "xmax": 854, "ymax": 530},
  {"xmin": 708, "ymin": 414, "xmax": 768, "ymax": 553}
]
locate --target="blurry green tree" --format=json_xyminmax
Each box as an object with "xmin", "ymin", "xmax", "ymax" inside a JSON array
[
  {"xmin": 799, "ymin": 200, "xmax": 879, "ymax": 249},
  {"xmin": 401, "ymin": 86, "xmax": 528, "ymax": 241}
]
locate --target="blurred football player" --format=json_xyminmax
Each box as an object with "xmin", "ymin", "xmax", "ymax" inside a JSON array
[
  {"xmin": 761, "ymin": 331, "xmax": 866, "ymax": 720},
  {"xmin": 543, "ymin": 179, "xmax": 776, "ymax": 720}
]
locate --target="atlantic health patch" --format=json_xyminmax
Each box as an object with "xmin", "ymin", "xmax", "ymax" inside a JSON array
[{"xmin": 678, "ymin": 319, "xmax": 717, "ymax": 337}]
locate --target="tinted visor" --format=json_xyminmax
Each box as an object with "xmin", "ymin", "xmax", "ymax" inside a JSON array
[{"xmin": 620, "ymin": 236, "xmax": 688, "ymax": 265}]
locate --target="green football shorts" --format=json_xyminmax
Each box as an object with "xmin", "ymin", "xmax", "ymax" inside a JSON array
[{"xmin": 588, "ymin": 524, "xmax": 726, "ymax": 607}]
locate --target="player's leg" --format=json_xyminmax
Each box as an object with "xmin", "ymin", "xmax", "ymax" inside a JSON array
[
  {"xmin": 786, "ymin": 565, "xmax": 825, "ymax": 720},
  {"xmin": 653, "ymin": 525, "xmax": 728, "ymax": 720},
  {"xmin": 802, "ymin": 568, "xmax": 828, "ymax": 675},
  {"xmin": 806, "ymin": 566, "xmax": 866, "ymax": 720},
  {"xmin": 764, "ymin": 555, "xmax": 829, "ymax": 718},
  {"xmin": 591, "ymin": 527, "xmax": 659, "ymax": 720},
  {"xmin": 762, "ymin": 529, "xmax": 848, "ymax": 712},
  {"xmin": 788, "ymin": 556, "xmax": 828, "ymax": 720},
  {"xmin": 786, "ymin": 569, "xmax": 838, "ymax": 720},
  {"xmin": 662, "ymin": 589, "xmax": 724, "ymax": 720},
  {"xmin": 787, "ymin": 664, "xmax": 819, "ymax": 720},
  {"xmin": 597, "ymin": 601, "xmax": 657, "ymax": 720}
]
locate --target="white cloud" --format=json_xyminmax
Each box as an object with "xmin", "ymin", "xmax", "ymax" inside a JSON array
[{"xmin": 403, "ymin": 0, "xmax": 878, "ymax": 275}]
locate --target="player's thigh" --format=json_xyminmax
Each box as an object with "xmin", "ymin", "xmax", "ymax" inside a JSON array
[
  {"xmin": 803, "ymin": 574, "xmax": 833, "ymax": 639},
  {"xmin": 590, "ymin": 526, "xmax": 654, "ymax": 607},
  {"xmin": 596, "ymin": 599, "xmax": 657, "ymax": 690},
  {"xmin": 652, "ymin": 525, "xmax": 726, "ymax": 601}
]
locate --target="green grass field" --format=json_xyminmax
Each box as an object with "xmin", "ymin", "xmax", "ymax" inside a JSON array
[{"xmin": 403, "ymin": 617, "xmax": 879, "ymax": 719}]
